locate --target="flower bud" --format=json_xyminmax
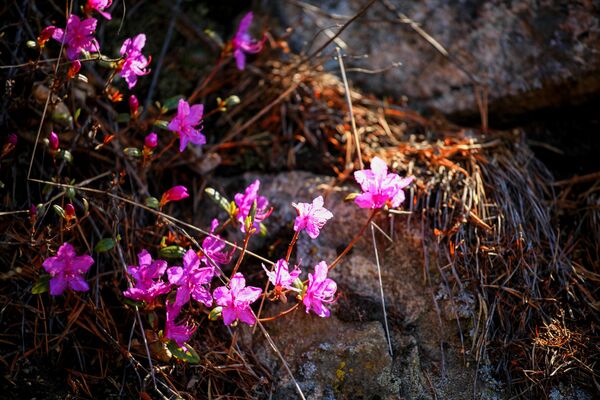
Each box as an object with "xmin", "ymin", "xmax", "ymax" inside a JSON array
[
  {"xmin": 65, "ymin": 203, "xmax": 76, "ymax": 220},
  {"xmin": 160, "ymin": 186, "xmax": 189, "ymax": 207},
  {"xmin": 144, "ymin": 132, "xmax": 158, "ymax": 149},
  {"xmin": 67, "ymin": 60, "xmax": 81, "ymax": 79},
  {"xmin": 49, "ymin": 131, "xmax": 59, "ymax": 151},
  {"xmin": 129, "ymin": 95, "xmax": 139, "ymax": 117}
]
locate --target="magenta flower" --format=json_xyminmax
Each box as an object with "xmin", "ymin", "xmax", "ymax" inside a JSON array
[
  {"xmin": 232, "ymin": 12, "xmax": 265, "ymax": 70},
  {"xmin": 48, "ymin": 15, "xmax": 99, "ymax": 60},
  {"xmin": 303, "ymin": 261, "xmax": 337, "ymax": 318},
  {"xmin": 167, "ymin": 99, "xmax": 206, "ymax": 152},
  {"xmin": 164, "ymin": 301, "xmax": 197, "ymax": 348},
  {"xmin": 144, "ymin": 132, "xmax": 158, "ymax": 149},
  {"xmin": 263, "ymin": 259, "xmax": 300, "ymax": 291},
  {"xmin": 200, "ymin": 219, "xmax": 233, "ymax": 271},
  {"xmin": 85, "ymin": 0, "xmax": 112, "ymax": 20},
  {"xmin": 167, "ymin": 249, "xmax": 214, "ymax": 308},
  {"xmin": 123, "ymin": 250, "xmax": 170, "ymax": 304},
  {"xmin": 42, "ymin": 242, "xmax": 94, "ymax": 296},
  {"xmin": 119, "ymin": 34, "xmax": 150, "ymax": 89},
  {"xmin": 354, "ymin": 156, "xmax": 413, "ymax": 209},
  {"xmin": 160, "ymin": 185, "xmax": 189, "ymax": 207},
  {"xmin": 49, "ymin": 131, "xmax": 59, "ymax": 151},
  {"xmin": 213, "ymin": 273, "xmax": 262, "ymax": 326},
  {"xmin": 234, "ymin": 180, "xmax": 272, "ymax": 233},
  {"xmin": 293, "ymin": 196, "xmax": 333, "ymax": 239}
]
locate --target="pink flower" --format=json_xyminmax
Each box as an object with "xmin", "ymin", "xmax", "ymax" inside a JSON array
[
  {"xmin": 144, "ymin": 132, "xmax": 158, "ymax": 149},
  {"xmin": 165, "ymin": 301, "xmax": 197, "ymax": 348},
  {"xmin": 48, "ymin": 15, "xmax": 99, "ymax": 60},
  {"xmin": 167, "ymin": 250, "xmax": 214, "ymax": 308},
  {"xmin": 42, "ymin": 242, "xmax": 94, "ymax": 296},
  {"xmin": 160, "ymin": 185, "xmax": 189, "ymax": 207},
  {"xmin": 234, "ymin": 180, "xmax": 272, "ymax": 233},
  {"xmin": 49, "ymin": 131, "xmax": 59, "ymax": 151},
  {"xmin": 303, "ymin": 261, "xmax": 337, "ymax": 317},
  {"xmin": 213, "ymin": 273, "xmax": 262, "ymax": 326},
  {"xmin": 200, "ymin": 219, "xmax": 233, "ymax": 271},
  {"xmin": 232, "ymin": 12, "xmax": 265, "ymax": 70},
  {"xmin": 293, "ymin": 196, "xmax": 333, "ymax": 239},
  {"xmin": 119, "ymin": 34, "xmax": 150, "ymax": 89},
  {"xmin": 263, "ymin": 259, "xmax": 300, "ymax": 291},
  {"xmin": 85, "ymin": 0, "xmax": 113, "ymax": 20},
  {"xmin": 123, "ymin": 250, "xmax": 170, "ymax": 304},
  {"xmin": 354, "ymin": 156, "xmax": 413, "ymax": 209},
  {"xmin": 167, "ymin": 99, "xmax": 206, "ymax": 152}
]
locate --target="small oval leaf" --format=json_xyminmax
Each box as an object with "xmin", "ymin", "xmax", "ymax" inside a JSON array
[{"xmin": 94, "ymin": 238, "xmax": 116, "ymax": 253}]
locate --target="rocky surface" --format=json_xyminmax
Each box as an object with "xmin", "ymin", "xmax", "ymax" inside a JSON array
[
  {"xmin": 273, "ymin": 0, "xmax": 600, "ymax": 118},
  {"xmin": 224, "ymin": 172, "xmax": 503, "ymax": 399}
]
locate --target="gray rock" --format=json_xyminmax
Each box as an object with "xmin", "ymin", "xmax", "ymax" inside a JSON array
[
  {"xmin": 274, "ymin": 0, "xmax": 600, "ymax": 117},
  {"xmin": 235, "ymin": 171, "xmax": 503, "ymax": 399}
]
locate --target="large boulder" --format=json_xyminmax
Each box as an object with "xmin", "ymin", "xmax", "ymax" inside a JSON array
[
  {"xmin": 274, "ymin": 0, "xmax": 600, "ymax": 118},
  {"xmin": 231, "ymin": 172, "xmax": 502, "ymax": 399}
]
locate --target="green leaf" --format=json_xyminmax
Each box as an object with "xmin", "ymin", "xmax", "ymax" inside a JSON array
[
  {"xmin": 32, "ymin": 274, "xmax": 51, "ymax": 294},
  {"xmin": 205, "ymin": 188, "xmax": 233, "ymax": 215},
  {"xmin": 153, "ymin": 119, "xmax": 169, "ymax": 130},
  {"xmin": 145, "ymin": 197, "xmax": 160, "ymax": 210},
  {"xmin": 159, "ymin": 245, "xmax": 186, "ymax": 259},
  {"xmin": 94, "ymin": 238, "xmax": 116, "ymax": 253},
  {"xmin": 74, "ymin": 108, "xmax": 81, "ymax": 123},
  {"xmin": 259, "ymin": 222, "xmax": 268, "ymax": 237},
  {"xmin": 344, "ymin": 193, "xmax": 360, "ymax": 202},
  {"xmin": 53, "ymin": 204, "xmax": 66, "ymax": 219},
  {"xmin": 122, "ymin": 297, "xmax": 145, "ymax": 307},
  {"xmin": 66, "ymin": 187, "xmax": 76, "ymax": 200},
  {"xmin": 124, "ymin": 147, "xmax": 141, "ymax": 157},
  {"xmin": 167, "ymin": 340, "xmax": 200, "ymax": 364},
  {"xmin": 56, "ymin": 149, "xmax": 73, "ymax": 163},
  {"xmin": 162, "ymin": 95, "xmax": 184, "ymax": 112}
]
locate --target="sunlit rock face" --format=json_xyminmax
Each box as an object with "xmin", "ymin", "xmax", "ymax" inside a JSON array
[{"xmin": 274, "ymin": 0, "xmax": 600, "ymax": 118}]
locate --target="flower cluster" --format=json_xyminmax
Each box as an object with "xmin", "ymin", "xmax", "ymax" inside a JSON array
[
  {"xmin": 213, "ymin": 273, "xmax": 262, "ymax": 326},
  {"xmin": 234, "ymin": 180, "xmax": 272, "ymax": 233},
  {"xmin": 354, "ymin": 156, "xmax": 413, "ymax": 209},
  {"xmin": 123, "ymin": 250, "xmax": 170, "ymax": 304},
  {"xmin": 43, "ymin": 15, "xmax": 99, "ymax": 60},
  {"xmin": 293, "ymin": 195, "xmax": 333, "ymax": 239},
  {"xmin": 42, "ymin": 242, "xmax": 94, "ymax": 296},
  {"xmin": 168, "ymin": 99, "xmax": 206, "ymax": 152},
  {"xmin": 119, "ymin": 34, "xmax": 151, "ymax": 89}
]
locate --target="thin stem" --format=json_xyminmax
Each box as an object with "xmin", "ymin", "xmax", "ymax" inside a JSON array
[
  {"xmin": 258, "ymin": 303, "xmax": 300, "ymax": 322},
  {"xmin": 231, "ymin": 230, "xmax": 252, "ymax": 278},
  {"xmin": 188, "ymin": 52, "xmax": 226, "ymax": 103},
  {"xmin": 152, "ymin": 136, "xmax": 177, "ymax": 161},
  {"xmin": 285, "ymin": 230, "xmax": 300, "ymax": 263},
  {"xmin": 328, "ymin": 209, "xmax": 378, "ymax": 271}
]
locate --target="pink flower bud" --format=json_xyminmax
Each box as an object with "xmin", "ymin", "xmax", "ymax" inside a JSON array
[
  {"xmin": 65, "ymin": 203, "xmax": 76, "ymax": 219},
  {"xmin": 144, "ymin": 132, "xmax": 158, "ymax": 149},
  {"xmin": 49, "ymin": 132, "xmax": 59, "ymax": 151},
  {"xmin": 160, "ymin": 186, "xmax": 189, "ymax": 207},
  {"xmin": 129, "ymin": 95, "xmax": 139, "ymax": 117}
]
